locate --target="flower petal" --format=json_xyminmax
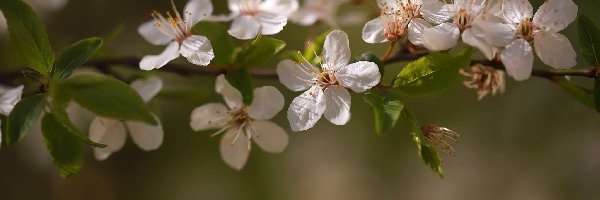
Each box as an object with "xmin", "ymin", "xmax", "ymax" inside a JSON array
[
  {"xmin": 408, "ymin": 18, "xmax": 433, "ymax": 45},
  {"xmin": 190, "ymin": 103, "xmax": 230, "ymax": 131},
  {"xmin": 184, "ymin": 0, "xmax": 214, "ymax": 25},
  {"xmin": 534, "ymin": 31, "xmax": 577, "ymax": 69},
  {"xmin": 362, "ymin": 17, "xmax": 388, "ymax": 44},
  {"xmin": 377, "ymin": 0, "xmax": 399, "ymax": 10},
  {"xmin": 422, "ymin": 23, "xmax": 459, "ymax": 51},
  {"xmin": 249, "ymin": 120, "xmax": 288, "ymax": 153},
  {"xmin": 228, "ymin": 15, "xmax": 261, "ymax": 40},
  {"xmin": 276, "ymin": 60, "xmax": 317, "ymax": 91},
  {"xmin": 323, "ymin": 86, "xmax": 351, "ymax": 125},
  {"xmin": 502, "ymin": 0, "xmax": 533, "ymax": 24},
  {"xmin": 89, "ymin": 117, "xmax": 127, "ymax": 161},
  {"xmin": 323, "ymin": 30, "xmax": 351, "ymax": 71},
  {"xmin": 125, "ymin": 114, "xmax": 164, "ymax": 151},
  {"xmin": 215, "ymin": 74, "xmax": 244, "ymax": 109},
  {"xmin": 533, "ymin": 0, "xmax": 577, "ymax": 32},
  {"xmin": 129, "ymin": 77, "xmax": 163, "ymax": 103},
  {"xmin": 257, "ymin": 12, "xmax": 288, "ymax": 35},
  {"xmin": 471, "ymin": 14, "xmax": 515, "ymax": 47},
  {"xmin": 138, "ymin": 20, "xmax": 173, "ymax": 45},
  {"xmin": 501, "ymin": 39, "xmax": 533, "ymax": 81},
  {"xmin": 259, "ymin": 0, "xmax": 299, "ymax": 16},
  {"xmin": 248, "ymin": 86, "xmax": 284, "ymax": 120},
  {"xmin": 287, "ymin": 86, "xmax": 326, "ymax": 132},
  {"xmin": 336, "ymin": 61, "xmax": 381, "ymax": 93},
  {"xmin": 462, "ymin": 29, "xmax": 495, "ymax": 60},
  {"xmin": 139, "ymin": 42, "xmax": 180, "ymax": 71},
  {"xmin": 220, "ymin": 128, "xmax": 250, "ymax": 170},
  {"xmin": 0, "ymin": 85, "xmax": 23, "ymax": 116},
  {"xmin": 180, "ymin": 35, "xmax": 215, "ymax": 66},
  {"xmin": 421, "ymin": 2, "xmax": 454, "ymax": 24}
]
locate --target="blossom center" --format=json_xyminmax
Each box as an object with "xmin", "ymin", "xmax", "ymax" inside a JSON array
[
  {"xmin": 151, "ymin": 0, "xmax": 194, "ymax": 43},
  {"xmin": 454, "ymin": 8, "xmax": 473, "ymax": 30},
  {"xmin": 516, "ymin": 19, "xmax": 535, "ymax": 41},
  {"xmin": 228, "ymin": 106, "xmax": 251, "ymax": 128},
  {"xmin": 317, "ymin": 70, "xmax": 337, "ymax": 88},
  {"xmin": 379, "ymin": 1, "xmax": 421, "ymax": 41}
]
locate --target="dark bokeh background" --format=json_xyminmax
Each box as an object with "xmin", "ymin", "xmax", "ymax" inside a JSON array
[{"xmin": 1, "ymin": 0, "xmax": 600, "ymax": 199}]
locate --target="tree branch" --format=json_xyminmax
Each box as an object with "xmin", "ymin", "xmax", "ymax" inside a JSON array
[{"xmin": 471, "ymin": 59, "xmax": 599, "ymax": 79}]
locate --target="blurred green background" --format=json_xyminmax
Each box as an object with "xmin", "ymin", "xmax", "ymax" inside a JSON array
[{"xmin": 1, "ymin": 0, "xmax": 600, "ymax": 199}]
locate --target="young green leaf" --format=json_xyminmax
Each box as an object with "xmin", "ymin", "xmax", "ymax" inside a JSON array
[
  {"xmin": 577, "ymin": 14, "xmax": 600, "ymax": 112},
  {"xmin": 363, "ymin": 90, "xmax": 404, "ymax": 137},
  {"xmin": 41, "ymin": 113, "xmax": 84, "ymax": 178},
  {"xmin": 192, "ymin": 21, "xmax": 235, "ymax": 67},
  {"xmin": 226, "ymin": 68, "xmax": 254, "ymax": 105},
  {"xmin": 6, "ymin": 95, "xmax": 44, "ymax": 146},
  {"xmin": 578, "ymin": 14, "xmax": 600, "ymax": 67},
  {"xmin": 236, "ymin": 35, "xmax": 286, "ymax": 67},
  {"xmin": 402, "ymin": 109, "xmax": 444, "ymax": 177},
  {"xmin": 21, "ymin": 69, "xmax": 43, "ymax": 82},
  {"xmin": 47, "ymin": 83, "xmax": 106, "ymax": 148},
  {"xmin": 5, "ymin": 94, "xmax": 45, "ymax": 146},
  {"xmin": 60, "ymin": 74, "xmax": 157, "ymax": 125},
  {"xmin": 557, "ymin": 79, "xmax": 595, "ymax": 109},
  {"xmin": 394, "ymin": 47, "xmax": 473, "ymax": 97},
  {"xmin": 0, "ymin": 0, "xmax": 55, "ymax": 76},
  {"xmin": 53, "ymin": 37, "xmax": 103, "ymax": 80}
]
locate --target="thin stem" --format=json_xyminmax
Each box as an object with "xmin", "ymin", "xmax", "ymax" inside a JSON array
[
  {"xmin": 381, "ymin": 41, "xmax": 397, "ymax": 61},
  {"xmin": 471, "ymin": 60, "xmax": 599, "ymax": 79}
]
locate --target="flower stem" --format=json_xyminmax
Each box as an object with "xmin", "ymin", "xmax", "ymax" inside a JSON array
[{"xmin": 381, "ymin": 41, "xmax": 397, "ymax": 62}]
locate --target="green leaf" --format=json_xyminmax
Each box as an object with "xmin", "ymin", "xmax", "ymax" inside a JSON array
[
  {"xmin": 557, "ymin": 79, "xmax": 595, "ymax": 109},
  {"xmin": 236, "ymin": 35, "xmax": 286, "ymax": 67},
  {"xmin": 60, "ymin": 74, "xmax": 157, "ymax": 125},
  {"xmin": 402, "ymin": 109, "xmax": 444, "ymax": 177},
  {"xmin": 355, "ymin": 52, "xmax": 384, "ymax": 76},
  {"xmin": 5, "ymin": 94, "xmax": 45, "ymax": 146},
  {"xmin": 53, "ymin": 37, "xmax": 103, "ymax": 80},
  {"xmin": 578, "ymin": 14, "xmax": 600, "ymax": 112},
  {"xmin": 41, "ymin": 113, "xmax": 84, "ymax": 178},
  {"xmin": 47, "ymin": 82, "xmax": 106, "ymax": 147},
  {"xmin": 363, "ymin": 90, "xmax": 404, "ymax": 137},
  {"xmin": 192, "ymin": 21, "xmax": 235, "ymax": 67},
  {"xmin": 0, "ymin": 0, "xmax": 55, "ymax": 76},
  {"xmin": 21, "ymin": 69, "xmax": 43, "ymax": 82},
  {"xmin": 394, "ymin": 47, "xmax": 473, "ymax": 97},
  {"xmin": 303, "ymin": 30, "xmax": 330, "ymax": 65},
  {"xmin": 578, "ymin": 14, "xmax": 600, "ymax": 67},
  {"xmin": 226, "ymin": 68, "xmax": 253, "ymax": 105}
]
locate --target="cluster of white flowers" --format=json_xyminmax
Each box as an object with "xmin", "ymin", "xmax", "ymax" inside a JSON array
[
  {"xmin": 362, "ymin": 0, "xmax": 578, "ymax": 81},
  {"xmin": 17, "ymin": 0, "xmax": 573, "ymax": 171}
]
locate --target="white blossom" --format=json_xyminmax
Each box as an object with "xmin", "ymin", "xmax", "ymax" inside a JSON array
[
  {"xmin": 362, "ymin": 0, "xmax": 436, "ymax": 44},
  {"xmin": 89, "ymin": 77, "xmax": 164, "ymax": 161},
  {"xmin": 418, "ymin": 0, "xmax": 514, "ymax": 56},
  {"xmin": 190, "ymin": 75, "xmax": 288, "ymax": 170},
  {"xmin": 497, "ymin": 0, "xmax": 578, "ymax": 81},
  {"xmin": 290, "ymin": 0, "xmax": 345, "ymax": 28},
  {"xmin": 278, "ymin": 30, "xmax": 381, "ymax": 132},
  {"xmin": 224, "ymin": 0, "xmax": 299, "ymax": 40},
  {"xmin": 138, "ymin": 0, "xmax": 215, "ymax": 70},
  {"xmin": 0, "ymin": 85, "xmax": 24, "ymax": 148}
]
